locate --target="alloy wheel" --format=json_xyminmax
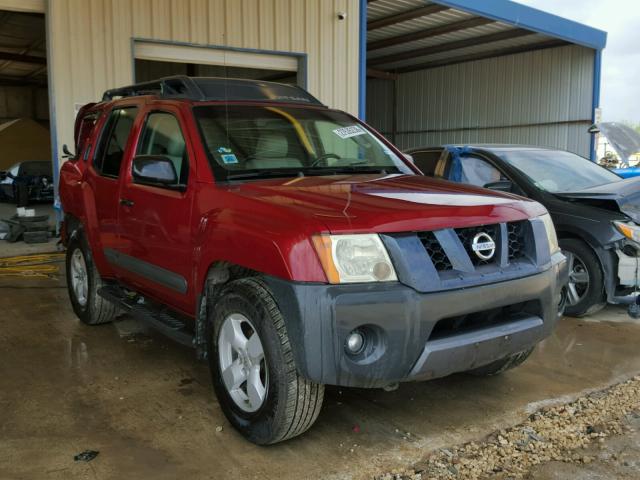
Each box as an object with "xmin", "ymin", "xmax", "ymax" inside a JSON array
[
  {"xmin": 563, "ymin": 250, "xmax": 590, "ymax": 306},
  {"xmin": 70, "ymin": 249, "xmax": 89, "ymax": 307},
  {"xmin": 218, "ymin": 313, "xmax": 268, "ymax": 413}
]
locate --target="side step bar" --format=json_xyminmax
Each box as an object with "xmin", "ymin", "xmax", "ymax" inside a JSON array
[{"xmin": 98, "ymin": 285, "xmax": 195, "ymax": 348}]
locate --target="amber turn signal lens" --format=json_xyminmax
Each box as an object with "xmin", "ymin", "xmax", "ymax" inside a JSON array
[{"xmin": 311, "ymin": 235, "xmax": 341, "ymax": 284}]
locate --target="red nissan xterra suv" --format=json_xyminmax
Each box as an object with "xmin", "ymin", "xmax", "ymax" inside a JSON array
[{"xmin": 59, "ymin": 76, "xmax": 568, "ymax": 444}]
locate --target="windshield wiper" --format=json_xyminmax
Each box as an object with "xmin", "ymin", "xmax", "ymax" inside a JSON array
[
  {"xmin": 225, "ymin": 170, "xmax": 305, "ymax": 181},
  {"xmin": 302, "ymin": 166, "xmax": 398, "ymax": 176}
]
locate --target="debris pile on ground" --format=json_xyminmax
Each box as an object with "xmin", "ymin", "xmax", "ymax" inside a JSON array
[
  {"xmin": 375, "ymin": 376, "xmax": 640, "ymax": 480},
  {"xmin": 73, "ymin": 450, "xmax": 99, "ymax": 462}
]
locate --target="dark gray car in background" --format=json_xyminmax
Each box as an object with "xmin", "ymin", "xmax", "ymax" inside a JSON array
[
  {"xmin": 0, "ymin": 161, "xmax": 54, "ymax": 206},
  {"xmin": 406, "ymin": 145, "xmax": 640, "ymax": 317}
]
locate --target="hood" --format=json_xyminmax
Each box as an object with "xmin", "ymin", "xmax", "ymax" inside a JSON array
[
  {"xmin": 592, "ymin": 122, "xmax": 640, "ymax": 164},
  {"xmin": 554, "ymin": 175, "xmax": 640, "ymax": 222},
  {"xmin": 222, "ymin": 174, "xmax": 545, "ymax": 233}
]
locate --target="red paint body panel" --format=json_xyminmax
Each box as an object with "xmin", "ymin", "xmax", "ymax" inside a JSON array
[{"xmin": 60, "ymin": 97, "xmax": 548, "ymax": 318}]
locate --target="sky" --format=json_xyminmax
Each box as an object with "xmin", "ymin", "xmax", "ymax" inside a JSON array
[{"xmin": 518, "ymin": 0, "xmax": 640, "ymax": 124}]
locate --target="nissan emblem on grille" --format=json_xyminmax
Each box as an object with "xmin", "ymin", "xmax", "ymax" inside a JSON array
[{"xmin": 471, "ymin": 232, "xmax": 496, "ymax": 260}]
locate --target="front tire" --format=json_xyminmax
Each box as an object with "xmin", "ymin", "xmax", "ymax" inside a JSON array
[
  {"xmin": 207, "ymin": 278, "xmax": 324, "ymax": 445},
  {"xmin": 65, "ymin": 234, "xmax": 117, "ymax": 325},
  {"xmin": 560, "ymin": 238, "xmax": 606, "ymax": 317}
]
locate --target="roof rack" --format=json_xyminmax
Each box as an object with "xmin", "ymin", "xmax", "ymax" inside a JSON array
[
  {"xmin": 102, "ymin": 76, "xmax": 205, "ymax": 101},
  {"xmin": 101, "ymin": 76, "xmax": 325, "ymax": 106}
]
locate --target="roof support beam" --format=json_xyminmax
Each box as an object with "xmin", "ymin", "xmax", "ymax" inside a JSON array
[
  {"xmin": 366, "ymin": 67, "xmax": 398, "ymax": 80},
  {"xmin": 367, "ymin": 4, "xmax": 449, "ymax": 31},
  {"xmin": 0, "ymin": 74, "xmax": 46, "ymax": 86},
  {"xmin": 368, "ymin": 17, "xmax": 495, "ymax": 51},
  {"xmin": 396, "ymin": 39, "xmax": 568, "ymax": 73},
  {"xmin": 0, "ymin": 51, "xmax": 46, "ymax": 65},
  {"xmin": 368, "ymin": 28, "xmax": 533, "ymax": 67}
]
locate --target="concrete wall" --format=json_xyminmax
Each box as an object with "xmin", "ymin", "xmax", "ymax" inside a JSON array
[
  {"xmin": 48, "ymin": 0, "xmax": 361, "ymax": 170},
  {"xmin": 367, "ymin": 45, "xmax": 595, "ymax": 158}
]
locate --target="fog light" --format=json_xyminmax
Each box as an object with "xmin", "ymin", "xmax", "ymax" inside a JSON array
[{"xmin": 345, "ymin": 330, "xmax": 365, "ymax": 354}]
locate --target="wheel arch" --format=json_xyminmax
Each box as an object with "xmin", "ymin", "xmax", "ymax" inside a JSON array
[{"xmin": 557, "ymin": 231, "xmax": 615, "ymax": 302}]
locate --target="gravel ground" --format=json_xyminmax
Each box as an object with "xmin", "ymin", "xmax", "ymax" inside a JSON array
[{"xmin": 375, "ymin": 376, "xmax": 640, "ymax": 480}]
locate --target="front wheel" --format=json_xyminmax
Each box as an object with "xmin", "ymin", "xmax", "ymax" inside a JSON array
[
  {"xmin": 560, "ymin": 239, "xmax": 606, "ymax": 317},
  {"xmin": 207, "ymin": 278, "xmax": 324, "ymax": 445}
]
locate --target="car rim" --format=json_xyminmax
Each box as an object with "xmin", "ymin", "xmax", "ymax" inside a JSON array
[
  {"xmin": 218, "ymin": 313, "xmax": 268, "ymax": 413},
  {"xmin": 563, "ymin": 250, "xmax": 590, "ymax": 306},
  {"xmin": 70, "ymin": 249, "xmax": 89, "ymax": 307}
]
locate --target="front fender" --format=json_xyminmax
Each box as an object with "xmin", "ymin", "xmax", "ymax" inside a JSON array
[{"xmin": 192, "ymin": 210, "xmax": 328, "ymax": 295}]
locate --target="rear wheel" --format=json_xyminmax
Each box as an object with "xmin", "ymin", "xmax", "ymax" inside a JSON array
[
  {"xmin": 468, "ymin": 348, "xmax": 534, "ymax": 376},
  {"xmin": 560, "ymin": 239, "xmax": 606, "ymax": 317},
  {"xmin": 207, "ymin": 278, "xmax": 324, "ymax": 445},
  {"xmin": 65, "ymin": 234, "xmax": 117, "ymax": 325}
]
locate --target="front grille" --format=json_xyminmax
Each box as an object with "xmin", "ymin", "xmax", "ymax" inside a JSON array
[
  {"xmin": 455, "ymin": 224, "xmax": 499, "ymax": 267},
  {"xmin": 418, "ymin": 221, "xmax": 530, "ymax": 271},
  {"xmin": 418, "ymin": 231, "xmax": 453, "ymax": 271},
  {"xmin": 507, "ymin": 221, "xmax": 527, "ymax": 261}
]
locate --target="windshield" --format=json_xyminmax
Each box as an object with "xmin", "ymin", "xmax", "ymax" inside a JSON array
[
  {"xmin": 498, "ymin": 149, "xmax": 622, "ymax": 193},
  {"xmin": 194, "ymin": 105, "xmax": 411, "ymax": 180}
]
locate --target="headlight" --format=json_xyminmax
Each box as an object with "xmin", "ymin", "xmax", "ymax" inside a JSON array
[
  {"xmin": 312, "ymin": 234, "xmax": 397, "ymax": 283},
  {"xmin": 539, "ymin": 213, "xmax": 560, "ymax": 254},
  {"xmin": 614, "ymin": 220, "xmax": 640, "ymax": 243}
]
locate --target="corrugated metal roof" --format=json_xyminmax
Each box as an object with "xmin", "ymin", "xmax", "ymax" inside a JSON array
[
  {"xmin": 366, "ymin": 0, "xmax": 590, "ymax": 72},
  {"xmin": 379, "ymin": 33, "xmax": 552, "ymax": 70},
  {"xmin": 368, "ymin": 22, "xmax": 517, "ymax": 60},
  {"xmin": 367, "ymin": 0, "xmax": 426, "ymax": 22},
  {"xmin": 368, "ymin": 8, "xmax": 473, "ymax": 42}
]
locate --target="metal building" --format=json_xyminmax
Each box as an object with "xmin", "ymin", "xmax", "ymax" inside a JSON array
[
  {"xmin": 0, "ymin": 0, "xmax": 606, "ymax": 199},
  {"xmin": 363, "ymin": 0, "xmax": 607, "ymax": 160}
]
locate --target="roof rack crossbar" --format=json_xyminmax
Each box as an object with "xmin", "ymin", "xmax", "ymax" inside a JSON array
[
  {"xmin": 101, "ymin": 76, "xmax": 205, "ymax": 101},
  {"xmin": 100, "ymin": 76, "xmax": 324, "ymax": 106}
]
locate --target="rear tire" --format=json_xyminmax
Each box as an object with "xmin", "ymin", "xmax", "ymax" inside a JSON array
[
  {"xmin": 207, "ymin": 278, "xmax": 324, "ymax": 445},
  {"xmin": 468, "ymin": 347, "xmax": 534, "ymax": 376},
  {"xmin": 65, "ymin": 234, "xmax": 117, "ymax": 325},
  {"xmin": 560, "ymin": 238, "xmax": 606, "ymax": 317}
]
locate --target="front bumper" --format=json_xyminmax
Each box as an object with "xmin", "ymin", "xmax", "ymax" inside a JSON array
[
  {"xmin": 266, "ymin": 252, "xmax": 567, "ymax": 388},
  {"xmin": 616, "ymin": 246, "xmax": 640, "ymax": 288}
]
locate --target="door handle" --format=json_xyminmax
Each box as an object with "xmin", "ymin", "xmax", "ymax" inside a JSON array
[{"xmin": 120, "ymin": 198, "xmax": 134, "ymax": 207}]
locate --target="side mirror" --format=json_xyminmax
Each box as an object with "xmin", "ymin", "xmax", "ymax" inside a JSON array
[
  {"xmin": 403, "ymin": 153, "xmax": 414, "ymax": 164},
  {"xmin": 132, "ymin": 155, "xmax": 179, "ymax": 187},
  {"xmin": 483, "ymin": 180, "xmax": 513, "ymax": 193},
  {"xmin": 62, "ymin": 144, "xmax": 77, "ymax": 161},
  {"xmin": 0, "ymin": 171, "xmax": 6, "ymax": 181}
]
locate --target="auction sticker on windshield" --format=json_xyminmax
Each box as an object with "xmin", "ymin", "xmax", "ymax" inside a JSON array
[{"xmin": 333, "ymin": 125, "xmax": 366, "ymax": 139}]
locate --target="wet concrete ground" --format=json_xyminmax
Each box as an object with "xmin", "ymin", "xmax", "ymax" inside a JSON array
[{"xmin": 2, "ymin": 269, "xmax": 640, "ymax": 479}]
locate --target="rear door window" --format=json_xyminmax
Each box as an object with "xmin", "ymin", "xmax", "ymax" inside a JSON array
[
  {"xmin": 94, "ymin": 107, "xmax": 139, "ymax": 178},
  {"xmin": 76, "ymin": 112, "xmax": 99, "ymax": 156}
]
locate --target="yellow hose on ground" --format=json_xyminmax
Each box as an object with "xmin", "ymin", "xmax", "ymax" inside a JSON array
[{"xmin": 0, "ymin": 253, "xmax": 65, "ymax": 278}]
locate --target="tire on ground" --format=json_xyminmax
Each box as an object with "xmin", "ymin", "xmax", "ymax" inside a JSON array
[
  {"xmin": 468, "ymin": 347, "xmax": 535, "ymax": 376},
  {"xmin": 207, "ymin": 277, "xmax": 324, "ymax": 445},
  {"xmin": 560, "ymin": 238, "xmax": 606, "ymax": 317},
  {"xmin": 65, "ymin": 233, "xmax": 118, "ymax": 325}
]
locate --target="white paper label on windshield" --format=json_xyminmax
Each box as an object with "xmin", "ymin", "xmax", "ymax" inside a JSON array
[{"xmin": 333, "ymin": 125, "xmax": 367, "ymax": 139}]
